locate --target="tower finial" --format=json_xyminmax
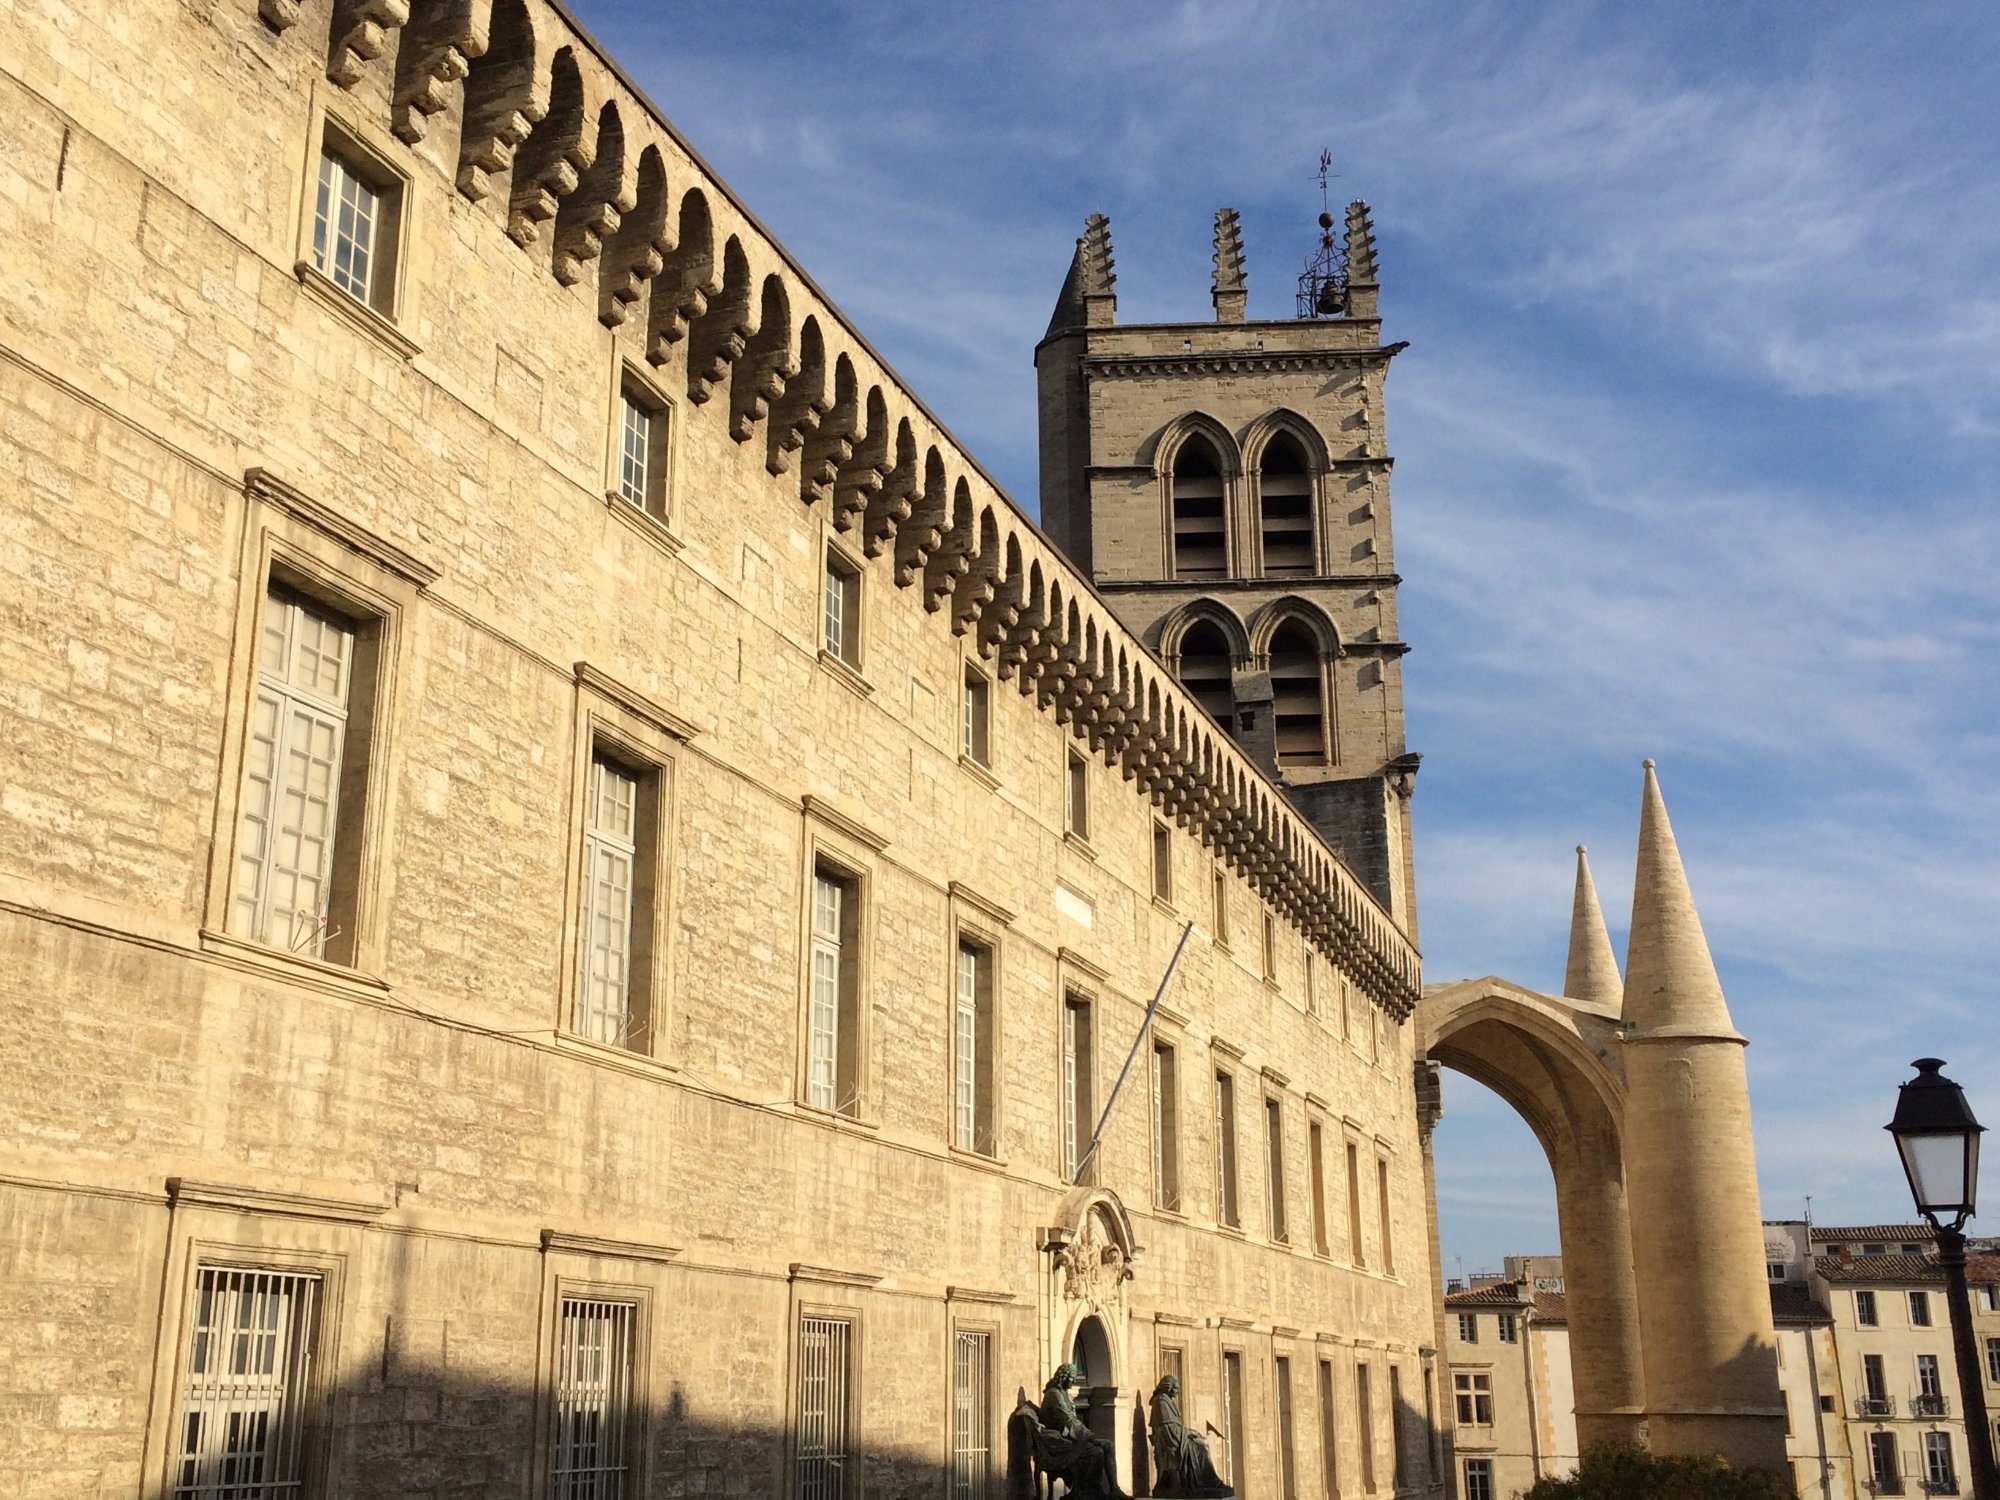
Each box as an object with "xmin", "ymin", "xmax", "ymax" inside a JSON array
[
  {"xmin": 1079, "ymin": 213, "xmax": 1117, "ymax": 327},
  {"xmin": 1563, "ymin": 844, "xmax": 1622, "ymax": 1009},
  {"xmin": 1343, "ymin": 201, "xmax": 1379, "ymax": 317},
  {"xmin": 1212, "ymin": 208, "xmax": 1246, "ymax": 323},
  {"xmin": 1622, "ymin": 761, "xmax": 1741, "ymax": 1039}
]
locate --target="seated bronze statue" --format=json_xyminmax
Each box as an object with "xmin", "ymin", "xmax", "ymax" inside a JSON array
[
  {"xmin": 1148, "ymin": 1374, "xmax": 1232, "ymax": 1496},
  {"xmin": 1011, "ymin": 1362, "xmax": 1127, "ymax": 1500}
]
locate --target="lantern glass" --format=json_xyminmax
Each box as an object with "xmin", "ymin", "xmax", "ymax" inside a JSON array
[{"xmin": 1897, "ymin": 1130, "xmax": 1977, "ymax": 1217}]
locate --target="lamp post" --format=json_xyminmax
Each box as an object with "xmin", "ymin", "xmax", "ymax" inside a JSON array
[{"xmin": 1886, "ymin": 1058, "xmax": 1997, "ymax": 1500}]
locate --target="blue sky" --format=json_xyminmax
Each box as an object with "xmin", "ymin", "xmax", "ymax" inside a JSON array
[{"xmin": 568, "ymin": 1, "xmax": 2000, "ymax": 1275}]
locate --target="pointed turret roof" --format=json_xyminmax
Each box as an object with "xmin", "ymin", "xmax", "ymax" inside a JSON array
[
  {"xmin": 1563, "ymin": 845, "xmax": 1622, "ymax": 1009},
  {"xmin": 1622, "ymin": 761, "xmax": 1743, "ymax": 1040},
  {"xmin": 1043, "ymin": 213, "xmax": 1117, "ymax": 338}
]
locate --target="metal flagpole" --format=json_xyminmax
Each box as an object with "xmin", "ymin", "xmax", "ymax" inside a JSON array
[{"xmin": 1071, "ymin": 920, "xmax": 1195, "ymax": 1184}]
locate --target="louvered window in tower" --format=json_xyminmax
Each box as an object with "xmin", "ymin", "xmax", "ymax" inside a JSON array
[
  {"xmin": 1177, "ymin": 620, "xmax": 1235, "ymax": 733},
  {"xmin": 1259, "ymin": 434, "xmax": 1316, "ymax": 576},
  {"xmin": 1270, "ymin": 620, "xmax": 1328, "ymax": 766},
  {"xmin": 1170, "ymin": 440, "xmax": 1227, "ymax": 579}
]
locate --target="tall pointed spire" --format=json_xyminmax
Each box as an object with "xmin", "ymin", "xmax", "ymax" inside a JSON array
[
  {"xmin": 1212, "ymin": 208, "xmax": 1246, "ymax": 323},
  {"xmin": 1563, "ymin": 844, "xmax": 1622, "ymax": 1008},
  {"xmin": 1043, "ymin": 213, "xmax": 1117, "ymax": 338},
  {"xmin": 1622, "ymin": 760, "xmax": 1740, "ymax": 1038},
  {"xmin": 1343, "ymin": 200, "xmax": 1379, "ymax": 318}
]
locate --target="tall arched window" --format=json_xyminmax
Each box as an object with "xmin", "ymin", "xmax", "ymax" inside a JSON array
[
  {"xmin": 1259, "ymin": 434, "xmax": 1315, "ymax": 577},
  {"xmin": 1170, "ymin": 439, "xmax": 1227, "ymax": 580},
  {"xmin": 1269, "ymin": 619, "xmax": 1327, "ymax": 766},
  {"xmin": 1178, "ymin": 620, "xmax": 1235, "ymax": 733}
]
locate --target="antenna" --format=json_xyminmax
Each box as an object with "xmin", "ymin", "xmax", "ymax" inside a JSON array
[{"xmin": 1297, "ymin": 148, "xmax": 1348, "ymax": 319}]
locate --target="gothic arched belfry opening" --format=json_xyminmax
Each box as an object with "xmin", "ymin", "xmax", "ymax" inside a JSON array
[{"xmin": 1035, "ymin": 201, "xmax": 1786, "ymax": 1476}]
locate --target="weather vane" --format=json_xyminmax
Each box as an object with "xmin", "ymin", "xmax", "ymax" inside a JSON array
[{"xmin": 1297, "ymin": 147, "xmax": 1347, "ymax": 319}]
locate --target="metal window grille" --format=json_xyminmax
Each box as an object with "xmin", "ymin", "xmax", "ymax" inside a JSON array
[
  {"xmin": 1463, "ymin": 1458, "xmax": 1494, "ymax": 1500},
  {"xmin": 551, "ymin": 1297, "xmax": 635, "ymax": 1500},
  {"xmin": 578, "ymin": 755, "xmax": 639, "ymax": 1045},
  {"xmin": 1924, "ymin": 1432, "xmax": 1955, "ymax": 1491},
  {"xmin": 312, "ymin": 151, "xmax": 380, "ymax": 303},
  {"xmin": 808, "ymin": 874, "xmax": 845, "ymax": 1111},
  {"xmin": 172, "ymin": 1267, "xmax": 321, "ymax": 1500},
  {"xmin": 952, "ymin": 1330, "xmax": 990, "ymax": 1500},
  {"xmin": 618, "ymin": 393, "xmax": 656, "ymax": 510},
  {"xmin": 954, "ymin": 944, "xmax": 980, "ymax": 1152},
  {"xmin": 233, "ymin": 588, "xmax": 353, "ymax": 957},
  {"xmin": 796, "ymin": 1317, "xmax": 851, "ymax": 1500}
]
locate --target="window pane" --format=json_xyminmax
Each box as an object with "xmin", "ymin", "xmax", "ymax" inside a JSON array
[
  {"xmin": 313, "ymin": 152, "xmax": 380, "ymax": 304},
  {"xmin": 578, "ymin": 756, "xmax": 641, "ymax": 1046},
  {"xmin": 618, "ymin": 393, "xmax": 655, "ymax": 510},
  {"xmin": 954, "ymin": 944, "xmax": 979, "ymax": 1151}
]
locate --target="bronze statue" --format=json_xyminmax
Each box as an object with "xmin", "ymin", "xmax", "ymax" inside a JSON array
[
  {"xmin": 1148, "ymin": 1374, "xmax": 1232, "ymax": 1496},
  {"xmin": 1011, "ymin": 1362, "xmax": 1127, "ymax": 1499}
]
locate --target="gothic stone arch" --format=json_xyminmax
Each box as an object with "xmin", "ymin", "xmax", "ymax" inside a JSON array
[{"xmin": 1043, "ymin": 1187, "xmax": 1139, "ymax": 1484}]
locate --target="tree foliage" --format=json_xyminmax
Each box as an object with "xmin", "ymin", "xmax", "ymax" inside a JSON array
[{"xmin": 1519, "ymin": 1445, "xmax": 1794, "ymax": 1500}]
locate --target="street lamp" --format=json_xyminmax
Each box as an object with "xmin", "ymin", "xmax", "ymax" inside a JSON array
[{"xmin": 1886, "ymin": 1058, "xmax": 1997, "ymax": 1500}]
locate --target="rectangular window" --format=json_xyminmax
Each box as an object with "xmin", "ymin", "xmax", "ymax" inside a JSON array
[
  {"xmin": 1355, "ymin": 1362, "xmax": 1376, "ymax": 1493},
  {"xmin": 952, "ymin": 1329, "xmax": 991, "ymax": 1500},
  {"xmin": 822, "ymin": 550, "xmax": 860, "ymax": 667},
  {"xmin": 577, "ymin": 752, "xmax": 647, "ymax": 1048},
  {"xmin": 1211, "ymin": 867, "xmax": 1230, "ymax": 945},
  {"xmin": 1782, "ymin": 1391, "xmax": 1792, "ymax": 1436},
  {"xmin": 1924, "ymin": 1431, "xmax": 1954, "ymax": 1493},
  {"xmin": 1863, "ymin": 1352, "xmax": 1888, "ymax": 1405},
  {"xmin": 1065, "ymin": 750, "xmax": 1090, "ymax": 841},
  {"xmin": 1985, "ymin": 1336, "xmax": 2000, "ymax": 1385},
  {"xmin": 1152, "ymin": 822, "xmax": 1173, "ymax": 902},
  {"xmin": 1767, "ymin": 1260, "xmax": 1786, "ymax": 1281},
  {"xmin": 1857, "ymin": 1289, "xmax": 1879, "ymax": 1327},
  {"xmin": 551, "ymin": 1296, "xmax": 637, "ymax": 1498},
  {"xmin": 1215, "ymin": 1070, "xmax": 1239, "ymax": 1228},
  {"xmin": 1160, "ymin": 1344, "xmax": 1186, "ymax": 1393},
  {"xmin": 962, "ymin": 667, "xmax": 991, "ymax": 766},
  {"xmin": 1308, "ymin": 1120, "xmax": 1329, "ymax": 1255},
  {"xmin": 953, "ymin": 940, "xmax": 996, "ymax": 1155},
  {"xmin": 1062, "ymin": 994, "xmax": 1094, "ymax": 1182},
  {"xmin": 1979, "ymin": 1285, "xmax": 1998, "ymax": 1313},
  {"xmin": 1389, "ymin": 1366, "xmax": 1410, "ymax": 1490},
  {"xmin": 1868, "ymin": 1431, "xmax": 1899, "ymax": 1490},
  {"xmin": 796, "ymin": 1316, "xmax": 852, "ymax": 1500},
  {"xmin": 1265, "ymin": 1098, "xmax": 1288, "ymax": 1243},
  {"xmin": 1261, "ymin": 911, "xmax": 1278, "ymax": 981},
  {"xmin": 1152, "ymin": 1041, "xmax": 1181, "ymax": 1211},
  {"xmin": 1340, "ymin": 976, "xmax": 1353, "ymax": 1041},
  {"xmin": 808, "ymin": 866, "xmax": 860, "ymax": 1116},
  {"xmin": 1457, "ymin": 1313, "xmax": 1479, "ymax": 1344},
  {"xmin": 1377, "ymin": 1157, "xmax": 1395, "ymax": 1275},
  {"xmin": 312, "ymin": 142, "xmax": 397, "ymax": 313},
  {"xmin": 1345, "ymin": 1141, "xmax": 1365, "ymax": 1265},
  {"xmin": 1317, "ymin": 1359, "xmax": 1338, "ymax": 1498},
  {"xmin": 617, "ymin": 381, "xmax": 667, "ymax": 516},
  {"xmin": 1910, "ymin": 1290, "xmax": 1933, "ymax": 1327},
  {"xmin": 1275, "ymin": 1355, "xmax": 1298, "ymax": 1500},
  {"xmin": 232, "ymin": 585, "xmax": 366, "ymax": 960},
  {"xmin": 1500, "ymin": 1312, "xmax": 1520, "ymax": 1343},
  {"xmin": 1464, "ymin": 1457, "xmax": 1495, "ymax": 1500},
  {"xmin": 1917, "ymin": 1352, "xmax": 1942, "ymax": 1398},
  {"xmin": 1222, "ymin": 1351, "xmax": 1247, "ymax": 1487},
  {"xmin": 1453, "ymin": 1372, "xmax": 1493, "ymax": 1426},
  {"xmin": 171, "ymin": 1267, "xmax": 323, "ymax": 1500}
]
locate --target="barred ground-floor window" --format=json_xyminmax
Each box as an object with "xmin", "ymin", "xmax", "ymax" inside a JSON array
[
  {"xmin": 952, "ymin": 1328, "xmax": 991, "ymax": 1499},
  {"xmin": 172, "ymin": 1266, "xmax": 323, "ymax": 1499},
  {"xmin": 550, "ymin": 1295, "xmax": 638, "ymax": 1499},
  {"xmin": 797, "ymin": 1315, "xmax": 854, "ymax": 1500}
]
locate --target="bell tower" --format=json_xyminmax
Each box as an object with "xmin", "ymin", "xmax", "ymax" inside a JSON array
[{"xmin": 1034, "ymin": 199, "xmax": 1418, "ymax": 931}]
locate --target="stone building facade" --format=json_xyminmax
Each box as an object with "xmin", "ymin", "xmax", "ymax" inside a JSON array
[{"xmin": 0, "ymin": 1, "xmax": 1445, "ymax": 1497}]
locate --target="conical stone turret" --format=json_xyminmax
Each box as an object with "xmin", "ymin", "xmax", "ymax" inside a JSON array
[
  {"xmin": 1618, "ymin": 760, "xmax": 1785, "ymax": 1472},
  {"xmin": 1563, "ymin": 844, "xmax": 1622, "ymax": 1008}
]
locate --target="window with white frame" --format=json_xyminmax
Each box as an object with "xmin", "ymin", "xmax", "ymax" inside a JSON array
[
  {"xmin": 1152, "ymin": 1040, "xmax": 1181, "ymax": 1211},
  {"xmin": 1463, "ymin": 1457, "xmax": 1494, "ymax": 1500},
  {"xmin": 1924, "ymin": 1430, "xmax": 1955, "ymax": 1493},
  {"xmin": 807, "ymin": 866, "xmax": 860, "ymax": 1116},
  {"xmin": 1214, "ymin": 1069, "xmax": 1240, "ymax": 1228},
  {"xmin": 952, "ymin": 939, "xmax": 995, "ymax": 1155},
  {"xmin": 1497, "ymin": 1313, "xmax": 1518, "ymax": 1344},
  {"xmin": 551, "ymin": 1296, "xmax": 637, "ymax": 1499},
  {"xmin": 962, "ymin": 666, "xmax": 990, "ymax": 766},
  {"xmin": 615, "ymin": 379, "xmax": 667, "ymax": 517},
  {"xmin": 1911, "ymin": 1290, "xmax": 1934, "ymax": 1327},
  {"xmin": 1453, "ymin": 1371, "xmax": 1492, "ymax": 1425},
  {"xmin": 1978, "ymin": 1284, "xmax": 1998, "ymax": 1313},
  {"xmin": 822, "ymin": 550, "xmax": 860, "ymax": 667},
  {"xmin": 1456, "ymin": 1313, "xmax": 1478, "ymax": 1344},
  {"xmin": 577, "ymin": 752, "xmax": 642, "ymax": 1047},
  {"xmin": 1985, "ymin": 1335, "xmax": 2000, "ymax": 1384},
  {"xmin": 310, "ymin": 133, "xmax": 398, "ymax": 316},
  {"xmin": 171, "ymin": 1266, "xmax": 323, "ymax": 1500},
  {"xmin": 232, "ymin": 585, "xmax": 361, "ymax": 960},
  {"xmin": 1062, "ymin": 993, "xmax": 1094, "ymax": 1182},
  {"xmin": 951, "ymin": 1329, "xmax": 991, "ymax": 1500},
  {"xmin": 1915, "ymin": 1352, "xmax": 1946, "ymax": 1416},
  {"xmin": 796, "ymin": 1315, "xmax": 853, "ymax": 1500}
]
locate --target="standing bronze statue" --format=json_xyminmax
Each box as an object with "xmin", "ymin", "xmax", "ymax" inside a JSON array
[
  {"xmin": 1011, "ymin": 1362, "xmax": 1127, "ymax": 1499},
  {"xmin": 1148, "ymin": 1374, "xmax": 1232, "ymax": 1497}
]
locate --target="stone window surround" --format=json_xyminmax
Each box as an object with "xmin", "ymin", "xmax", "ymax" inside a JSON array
[
  {"xmin": 946, "ymin": 882, "xmax": 1014, "ymax": 1163},
  {"xmin": 198, "ymin": 470, "xmax": 433, "ymax": 991},
  {"xmin": 786, "ymin": 1266, "xmax": 875, "ymax": 1496},
  {"xmin": 795, "ymin": 797, "xmax": 886, "ymax": 1124},
  {"xmin": 602, "ymin": 356, "xmax": 681, "ymax": 541},
  {"xmin": 294, "ymin": 101, "xmax": 417, "ymax": 358},
  {"xmin": 532, "ymin": 1251, "xmax": 662, "ymax": 1497}
]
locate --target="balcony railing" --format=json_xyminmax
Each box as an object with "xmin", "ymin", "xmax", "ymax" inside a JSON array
[
  {"xmin": 1857, "ymin": 1396, "xmax": 1898, "ymax": 1418},
  {"xmin": 1911, "ymin": 1393, "xmax": 1950, "ymax": 1417},
  {"xmin": 1867, "ymin": 1479, "xmax": 1905, "ymax": 1497},
  {"xmin": 1919, "ymin": 1480, "xmax": 1957, "ymax": 1496}
]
